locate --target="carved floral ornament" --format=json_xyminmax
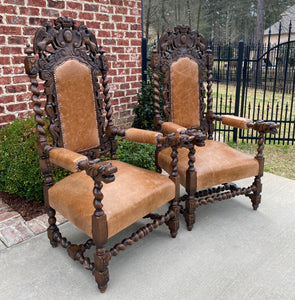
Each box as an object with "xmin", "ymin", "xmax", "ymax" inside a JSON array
[{"xmin": 32, "ymin": 17, "xmax": 108, "ymax": 71}]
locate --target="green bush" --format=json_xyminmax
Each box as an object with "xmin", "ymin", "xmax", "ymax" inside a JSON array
[
  {"xmin": 0, "ymin": 116, "xmax": 68, "ymax": 202},
  {"xmin": 132, "ymin": 66, "xmax": 164, "ymax": 130},
  {"xmin": 0, "ymin": 116, "xmax": 44, "ymax": 201},
  {"xmin": 117, "ymin": 138, "xmax": 156, "ymax": 171},
  {"xmin": 0, "ymin": 116, "xmax": 156, "ymax": 202}
]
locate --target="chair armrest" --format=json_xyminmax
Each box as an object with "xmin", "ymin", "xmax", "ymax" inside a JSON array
[
  {"xmin": 161, "ymin": 122, "xmax": 186, "ymax": 134},
  {"xmin": 221, "ymin": 115, "xmax": 279, "ymax": 134},
  {"xmin": 83, "ymin": 161, "xmax": 117, "ymax": 184},
  {"xmin": 160, "ymin": 122, "xmax": 206, "ymax": 147},
  {"xmin": 49, "ymin": 148, "xmax": 88, "ymax": 172},
  {"xmin": 249, "ymin": 120, "xmax": 279, "ymax": 134},
  {"xmin": 125, "ymin": 128, "xmax": 163, "ymax": 145},
  {"xmin": 221, "ymin": 115, "xmax": 253, "ymax": 129}
]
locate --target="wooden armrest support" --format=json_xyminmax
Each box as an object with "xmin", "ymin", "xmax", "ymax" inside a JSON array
[
  {"xmin": 82, "ymin": 161, "xmax": 117, "ymax": 184},
  {"xmin": 49, "ymin": 148, "xmax": 88, "ymax": 172},
  {"xmin": 157, "ymin": 132, "xmax": 195, "ymax": 150},
  {"xmin": 248, "ymin": 120, "xmax": 279, "ymax": 134},
  {"xmin": 221, "ymin": 115, "xmax": 253, "ymax": 129},
  {"xmin": 161, "ymin": 122, "xmax": 186, "ymax": 134},
  {"xmin": 125, "ymin": 128, "xmax": 163, "ymax": 145},
  {"xmin": 161, "ymin": 123, "xmax": 206, "ymax": 147}
]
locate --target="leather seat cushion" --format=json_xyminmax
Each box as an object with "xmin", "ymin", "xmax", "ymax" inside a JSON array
[
  {"xmin": 158, "ymin": 140, "xmax": 259, "ymax": 190},
  {"xmin": 48, "ymin": 160, "xmax": 175, "ymax": 238}
]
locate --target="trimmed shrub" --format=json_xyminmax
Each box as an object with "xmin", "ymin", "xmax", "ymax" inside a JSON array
[
  {"xmin": 0, "ymin": 116, "xmax": 44, "ymax": 201},
  {"xmin": 117, "ymin": 138, "xmax": 156, "ymax": 171},
  {"xmin": 0, "ymin": 116, "xmax": 156, "ymax": 202},
  {"xmin": 0, "ymin": 116, "xmax": 69, "ymax": 201}
]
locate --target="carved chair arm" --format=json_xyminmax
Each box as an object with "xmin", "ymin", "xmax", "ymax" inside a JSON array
[
  {"xmin": 80, "ymin": 161, "xmax": 117, "ymax": 184},
  {"xmin": 248, "ymin": 120, "xmax": 279, "ymax": 135},
  {"xmin": 160, "ymin": 122, "xmax": 207, "ymax": 147},
  {"xmin": 48, "ymin": 147, "xmax": 117, "ymax": 184},
  {"xmin": 124, "ymin": 128, "xmax": 163, "ymax": 145},
  {"xmin": 161, "ymin": 122, "xmax": 186, "ymax": 134},
  {"xmin": 48, "ymin": 147, "xmax": 89, "ymax": 172},
  {"xmin": 156, "ymin": 132, "xmax": 196, "ymax": 151},
  {"xmin": 217, "ymin": 115, "xmax": 279, "ymax": 135},
  {"xmin": 125, "ymin": 128, "xmax": 197, "ymax": 151},
  {"xmin": 220, "ymin": 115, "xmax": 253, "ymax": 129},
  {"xmin": 184, "ymin": 129, "xmax": 207, "ymax": 147}
]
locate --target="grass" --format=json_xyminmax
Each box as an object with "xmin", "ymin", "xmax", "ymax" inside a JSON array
[
  {"xmin": 228, "ymin": 141, "xmax": 295, "ymax": 180},
  {"xmin": 213, "ymin": 83, "xmax": 295, "ymax": 121}
]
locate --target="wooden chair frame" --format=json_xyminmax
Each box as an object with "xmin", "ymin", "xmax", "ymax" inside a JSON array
[
  {"xmin": 24, "ymin": 17, "xmax": 195, "ymax": 292},
  {"xmin": 151, "ymin": 25, "xmax": 279, "ymax": 230}
]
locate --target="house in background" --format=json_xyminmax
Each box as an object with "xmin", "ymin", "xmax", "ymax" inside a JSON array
[{"xmin": 264, "ymin": 5, "xmax": 295, "ymax": 45}]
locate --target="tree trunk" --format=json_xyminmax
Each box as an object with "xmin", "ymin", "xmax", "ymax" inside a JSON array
[
  {"xmin": 145, "ymin": 0, "xmax": 152, "ymax": 39},
  {"xmin": 255, "ymin": 0, "xmax": 265, "ymax": 84},
  {"xmin": 177, "ymin": 0, "xmax": 181, "ymax": 24},
  {"xmin": 186, "ymin": 0, "xmax": 191, "ymax": 27},
  {"xmin": 255, "ymin": 0, "xmax": 265, "ymax": 45},
  {"xmin": 161, "ymin": 0, "xmax": 169, "ymax": 33},
  {"xmin": 197, "ymin": 2, "xmax": 202, "ymax": 30}
]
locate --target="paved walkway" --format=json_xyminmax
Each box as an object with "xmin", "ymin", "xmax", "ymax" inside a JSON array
[
  {"xmin": 0, "ymin": 199, "xmax": 67, "ymax": 248},
  {"xmin": 0, "ymin": 173, "xmax": 295, "ymax": 299}
]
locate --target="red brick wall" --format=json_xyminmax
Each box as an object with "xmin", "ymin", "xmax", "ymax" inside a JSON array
[{"xmin": 0, "ymin": 0, "xmax": 142, "ymax": 128}]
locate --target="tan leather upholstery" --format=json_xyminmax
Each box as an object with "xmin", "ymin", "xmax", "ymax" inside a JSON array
[
  {"xmin": 170, "ymin": 57, "xmax": 200, "ymax": 128},
  {"xmin": 222, "ymin": 115, "xmax": 253, "ymax": 129},
  {"xmin": 161, "ymin": 122, "xmax": 186, "ymax": 134},
  {"xmin": 125, "ymin": 128, "xmax": 163, "ymax": 144},
  {"xmin": 49, "ymin": 148, "xmax": 88, "ymax": 172},
  {"xmin": 48, "ymin": 160, "xmax": 175, "ymax": 238},
  {"xmin": 158, "ymin": 140, "xmax": 259, "ymax": 190},
  {"xmin": 55, "ymin": 59, "xmax": 100, "ymax": 152}
]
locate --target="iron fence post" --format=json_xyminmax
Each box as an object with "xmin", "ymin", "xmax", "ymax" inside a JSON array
[
  {"xmin": 233, "ymin": 40, "xmax": 244, "ymax": 142},
  {"xmin": 141, "ymin": 37, "xmax": 148, "ymax": 83}
]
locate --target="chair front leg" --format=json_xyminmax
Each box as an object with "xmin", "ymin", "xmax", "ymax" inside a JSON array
[
  {"xmin": 91, "ymin": 181, "xmax": 111, "ymax": 293},
  {"xmin": 167, "ymin": 145, "xmax": 181, "ymax": 238},
  {"xmin": 184, "ymin": 145, "xmax": 197, "ymax": 231},
  {"xmin": 250, "ymin": 175, "xmax": 262, "ymax": 210},
  {"xmin": 93, "ymin": 247, "xmax": 111, "ymax": 293},
  {"xmin": 249, "ymin": 131, "xmax": 265, "ymax": 210},
  {"xmin": 248, "ymin": 121, "xmax": 278, "ymax": 210},
  {"xmin": 83, "ymin": 161, "xmax": 117, "ymax": 293}
]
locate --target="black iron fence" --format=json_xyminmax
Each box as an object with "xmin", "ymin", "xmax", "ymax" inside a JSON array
[
  {"xmin": 212, "ymin": 21, "xmax": 295, "ymax": 145},
  {"xmin": 141, "ymin": 21, "xmax": 295, "ymax": 145}
]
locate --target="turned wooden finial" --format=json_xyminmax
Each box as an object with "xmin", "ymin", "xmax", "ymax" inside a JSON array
[{"xmin": 25, "ymin": 43, "xmax": 33, "ymax": 56}]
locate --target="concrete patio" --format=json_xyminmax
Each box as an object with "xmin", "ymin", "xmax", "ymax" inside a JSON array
[{"xmin": 0, "ymin": 172, "xmax": 294, "ymax": 300}]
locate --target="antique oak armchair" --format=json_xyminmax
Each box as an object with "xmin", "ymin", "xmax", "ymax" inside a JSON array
[
  {"xmin": 151, "ymin": 25, "xmax": 279, "ymax": 231},
  {"xmin": 24, "ymin": 18, "xmax": 192, "ymax": 293}
]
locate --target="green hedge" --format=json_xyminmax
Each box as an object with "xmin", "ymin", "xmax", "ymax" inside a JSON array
[
  {"xmin": 116, "ymin": 138, "xmax": 155, "ymax": 171},
  {"xmin": 0, "ymin": 116, "xmax": 44, "ymax": 201},
  {"xmin": 0, "ymin": 116, "xmax": 155, "ymax": 202}
]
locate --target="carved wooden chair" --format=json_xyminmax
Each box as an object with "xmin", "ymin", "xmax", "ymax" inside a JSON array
[
  {"xmin": 151, "ymin": 25, "xmax": 279, "ymax": 231},
  {"xmin": 24, "ymin": 17, "xmax": 193, "ymax": 293}
]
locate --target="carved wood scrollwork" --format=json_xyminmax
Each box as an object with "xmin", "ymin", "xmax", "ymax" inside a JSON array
[
  {"xmin": 157, "ymin": 25, "xmax": 207, "ymax": 127},
  {"xmin": 32, "ymin": 17, "xmax": 110, "ymax": 157}
]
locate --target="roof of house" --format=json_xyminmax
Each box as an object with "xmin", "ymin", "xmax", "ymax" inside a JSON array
[{"xmin": 264, "ymin": 5, "xmax": 295, "ymax": 35}]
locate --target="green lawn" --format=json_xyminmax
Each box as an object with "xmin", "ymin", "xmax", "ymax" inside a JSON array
[{"xmin": 228, "ymin": 141, "xmax": 295, "ymax": 180}]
